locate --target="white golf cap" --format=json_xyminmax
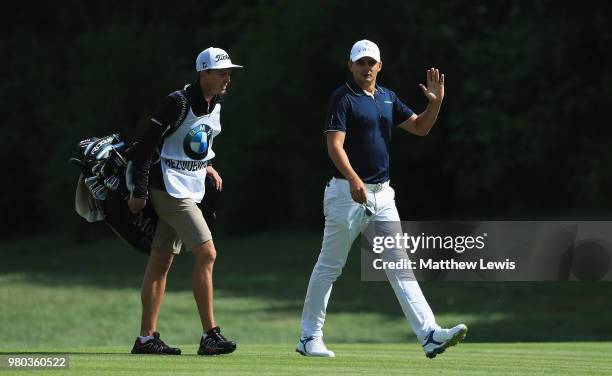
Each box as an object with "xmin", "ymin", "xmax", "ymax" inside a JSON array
[
  {"xmin": 350, "ymin": 39, "xmax": 381, "ymax": 62},
  {"xmin": 196, "ymin": 47, "xmax": 243, "ymax": 71}
]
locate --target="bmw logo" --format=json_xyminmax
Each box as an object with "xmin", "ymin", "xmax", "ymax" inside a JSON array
[{"xmin": 183, "ymin": 124, "xmax": 213, "ymax": 160}]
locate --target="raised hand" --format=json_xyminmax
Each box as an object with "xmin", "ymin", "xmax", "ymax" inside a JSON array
[{"xmin": 419, "ymin": 68, "xmax": 444, "ymax": 103}]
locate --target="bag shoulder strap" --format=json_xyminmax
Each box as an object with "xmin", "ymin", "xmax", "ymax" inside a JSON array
[{"xmin": 163, "ymin": 89, "xmax": 189, "ymax": 138}]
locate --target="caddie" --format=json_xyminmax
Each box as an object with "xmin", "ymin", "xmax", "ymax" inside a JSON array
[{"xmin": 128, "ymin": 47, "xmax": 242, "ymax": 356}]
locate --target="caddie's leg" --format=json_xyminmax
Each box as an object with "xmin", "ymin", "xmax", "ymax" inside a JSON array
[
  {"xmin": 372, "ymin": 185, "xmax": 438, "ymax": 342},
  {"xmin": 192, "ymin": 239, "xmax": 217, "ymax": 331},
  {"xmin": 140, "ymin": 247, "xmax": 175, "ymax": 336},
  {"xmin": 301, "ymin": 178, "xmax": 367, "ymax": 338},
  {"xmin": 149, "ymin": 189, "xmax": 214, "ymax": 332}
]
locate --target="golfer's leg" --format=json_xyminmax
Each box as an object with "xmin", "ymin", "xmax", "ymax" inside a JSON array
[
  {"xmin": 192, "ymin": 239, "xmax": 216, "ymax": 331},
  {"xmin": 301, "ymin": 181, "xmax": 364, "ymax": 338},
  {"xmin": 140, "ymin": 247, "xmax": 175, "ymax": 336},
  {"xmin": 386, "ymin": 271, "xmax": 438, "ymax": 342},
  {"xmin": 374, "ymin": 188, "xmax": 438, "ymax": 342}
]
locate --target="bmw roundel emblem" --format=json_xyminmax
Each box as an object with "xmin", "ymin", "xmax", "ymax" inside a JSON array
[{"xmin": 183, "ymin": 124, "xmax": 213, "ymax": 160}]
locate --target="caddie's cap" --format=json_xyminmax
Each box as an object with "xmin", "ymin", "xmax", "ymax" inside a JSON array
[
  {"xmin": 196, "ymin": 47, "xmax": 243, "ymax": 71},
  {"xmin": 350, "ymin": 40, "xmax": 381, "ymax": 62}
]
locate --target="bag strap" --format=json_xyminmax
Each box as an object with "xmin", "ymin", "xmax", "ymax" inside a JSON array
[
  {"xmin": 163, "ymin": 89, "xmax": 189, "ymax": 138},
  {"xmin": 144, "ymin": 88, "xmax": 190, "ymax": 167}
]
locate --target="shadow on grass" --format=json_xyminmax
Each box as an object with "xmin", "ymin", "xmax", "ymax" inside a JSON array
[{"xmin": 2, "ymin": 230, "xmax": 611, "ymax": 342}]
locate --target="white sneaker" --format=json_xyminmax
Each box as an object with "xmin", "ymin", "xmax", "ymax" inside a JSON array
[
  {"xmin": 422, "ymin": 324, "xmax": 468, "ymax": 358},
  {"xmin": 296, "ymin": 336, "xmax": 335, "ymax": 357}
]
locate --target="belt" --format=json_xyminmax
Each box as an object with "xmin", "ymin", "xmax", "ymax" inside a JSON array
[{"xmin": 333, "ymin": 177, "xmax": 389, "ymax": 193}]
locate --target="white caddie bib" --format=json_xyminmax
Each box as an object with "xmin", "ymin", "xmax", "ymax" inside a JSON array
[{"xmin": 160, "ymin": 103, "xmax": 221, "ymax": 203}]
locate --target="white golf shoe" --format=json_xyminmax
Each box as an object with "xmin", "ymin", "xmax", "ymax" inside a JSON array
[
  {"xmin": 296, "ymin": 336, "xmax": 335, "ymax": 357},
  {"xmin": 422, "ymin": 324, "xmax": 468, "ymax": 358}
]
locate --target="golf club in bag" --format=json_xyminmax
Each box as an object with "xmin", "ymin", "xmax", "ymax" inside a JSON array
[{"xmin": 71, "ymin": 133, "xmax": 221, "ymax": 254}]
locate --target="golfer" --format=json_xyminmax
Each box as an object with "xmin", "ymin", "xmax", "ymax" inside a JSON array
[{"xmin": 297, "ymin": 40, "xmax": 467, "ymax": 358}]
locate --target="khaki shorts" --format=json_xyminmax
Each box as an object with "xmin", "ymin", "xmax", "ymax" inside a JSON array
[{"xmin": 150, "ymin": 189, "xmax": 212, "ymax": 254}]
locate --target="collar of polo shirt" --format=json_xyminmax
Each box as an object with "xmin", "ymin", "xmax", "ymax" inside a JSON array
[{"xmin": 345, "ymin": 77, "xmax": 386, "ymax": 97}]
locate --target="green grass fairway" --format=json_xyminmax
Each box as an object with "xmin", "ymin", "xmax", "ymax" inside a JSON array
[
  {"xmin": 2, "ymin": 343, "xmax": 611, "ymax": 375},
  {"xmin": 2, "ymin": 231, "xmax": 612, "ymax": 375}
]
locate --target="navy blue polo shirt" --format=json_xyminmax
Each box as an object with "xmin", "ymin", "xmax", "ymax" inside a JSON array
[{"xmin": 324, "ymin": 78, "xmax": 414, "ymax": 184}]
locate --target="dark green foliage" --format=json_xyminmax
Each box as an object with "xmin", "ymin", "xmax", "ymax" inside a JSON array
[{"xmin": 2, "ymin": 1, "xmax": 611, "ymax": 237}]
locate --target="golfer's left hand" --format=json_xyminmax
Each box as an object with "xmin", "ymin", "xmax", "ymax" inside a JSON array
[
  {"xmin": 206, "ymin": 166, "xmax": 223, "ymax": 191},
  {"xmin": 419, "ymin": 68, "xmax": 444, "ymax": 103}
]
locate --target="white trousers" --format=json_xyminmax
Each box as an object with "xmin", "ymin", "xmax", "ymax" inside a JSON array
[{"xmin": 300, "ymin": 178, "xmax": 438, "ymax": 342}]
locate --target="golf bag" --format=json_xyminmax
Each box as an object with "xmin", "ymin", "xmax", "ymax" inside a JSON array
[{"xmin": 71, "ymin": 133, "xmax": 221, "ymax": 254}]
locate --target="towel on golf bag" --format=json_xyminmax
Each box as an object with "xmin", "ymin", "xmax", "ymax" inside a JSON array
[{"xmin": 72, "ymin": 134, "xmax": 221, "ymax": 254}]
